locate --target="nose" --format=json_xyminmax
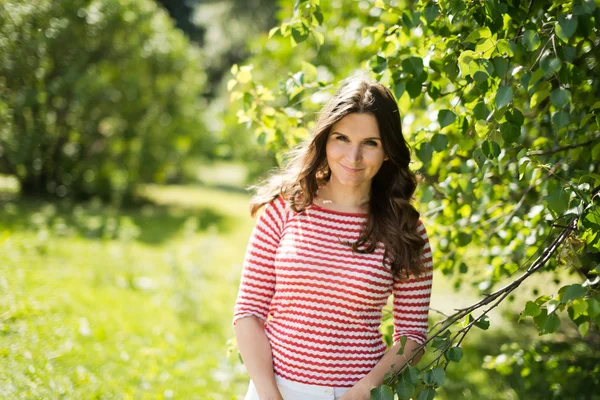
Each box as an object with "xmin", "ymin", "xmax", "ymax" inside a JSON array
[{"xmin": 346, "ymin": 144, "xmax": 362, "ymax": 164}]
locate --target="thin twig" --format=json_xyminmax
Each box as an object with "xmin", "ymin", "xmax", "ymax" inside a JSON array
[
  {"xmin": 530, "ymin": 35, "xmax": 554, "ymax": 71},
  {"xmin": 527, "ymin": 136, "xmax": 600, "ymax": 156}
]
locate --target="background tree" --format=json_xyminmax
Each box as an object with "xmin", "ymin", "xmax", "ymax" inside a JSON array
[
  {"xmin": 0, "ymin": 0, "xmax": 211, "ymax": 204},
  {"xmin": 229, "ymin": 0, "xmax": 600, "ymax": 397}
]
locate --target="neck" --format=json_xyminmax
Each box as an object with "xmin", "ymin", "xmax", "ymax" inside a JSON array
[{"xmin": 318, "ymin": 178, "xmax": 371, "ymax": 208}]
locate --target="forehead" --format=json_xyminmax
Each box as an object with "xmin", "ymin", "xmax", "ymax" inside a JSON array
[{"xmin": 330, "ymin": 113, "xmax": 380, "ymax": 137}]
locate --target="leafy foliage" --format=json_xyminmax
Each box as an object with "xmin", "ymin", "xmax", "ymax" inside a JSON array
[
  {"xmin": 0, "ymin": 0, "xmax": 211, "ymax": 203},
  {"xmin": 229, "ymin": 0, "xmax": 600, "ymax": 396}
]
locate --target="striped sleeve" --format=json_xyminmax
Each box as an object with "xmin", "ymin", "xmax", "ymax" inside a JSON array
[
  {"xmin": 232, "ymin": 195, "xmax": 287, "ymax": 325},
  {"xmin": 392, "ymin": 220, "xmax": 433, "ymax": 345}
]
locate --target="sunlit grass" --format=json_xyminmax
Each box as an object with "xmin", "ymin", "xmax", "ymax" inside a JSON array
[{"xmin": 0, "ymin": 183, "xmax": 254, "ymax": 399}]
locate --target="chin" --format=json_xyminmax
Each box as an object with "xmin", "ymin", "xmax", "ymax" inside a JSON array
[{"xmin": 336, "ymin": 177, "xmax": 369, "ymax": 187}]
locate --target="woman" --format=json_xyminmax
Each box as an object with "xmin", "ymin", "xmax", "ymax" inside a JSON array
[{"xmin": 233, "ymin": 77, "xmax": 433, "ymax": 400}]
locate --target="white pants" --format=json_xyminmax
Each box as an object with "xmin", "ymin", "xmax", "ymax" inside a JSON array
[{"xmin": 244, "ymin": 374, "xmax": 350, "ymax": 400}]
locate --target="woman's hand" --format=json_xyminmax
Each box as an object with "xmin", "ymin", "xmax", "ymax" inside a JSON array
[{"xmin": 338, "ymin": 381, "xmax": 371, "ymax": 400}]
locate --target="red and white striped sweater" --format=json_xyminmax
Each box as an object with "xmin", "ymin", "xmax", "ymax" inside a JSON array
[{"xmin": 233, "ymin": 195, "xmax": 433, "ymax": 387}]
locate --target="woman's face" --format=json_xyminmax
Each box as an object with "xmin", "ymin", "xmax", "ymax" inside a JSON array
[{"xmin": 325, "ymin": 112, "xmax": 387, "ymax": 189}]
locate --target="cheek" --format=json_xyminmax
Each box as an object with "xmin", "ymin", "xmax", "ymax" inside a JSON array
[
  {"xmin": 365, "ymin": 149, "xmax": 386, "ymax": 166},
  {"xmin": 325, "ymin": 141, "xmax": 343, "ymax": 160}
]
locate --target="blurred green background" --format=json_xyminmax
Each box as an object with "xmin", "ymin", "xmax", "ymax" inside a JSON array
[{"xmin": 1, "ymin": 0, "xmax": 598, "ymax": 399}]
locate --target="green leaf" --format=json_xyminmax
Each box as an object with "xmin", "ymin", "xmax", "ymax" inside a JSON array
[
  {"xmin": 268, "ymin": 27, "xmax": 280, "ymax": 39},
  {"xmin": 432, "ymin": 336, "xmax": 450, "ymax": 351},
  {"xmin": 533, "ymin": 310, "xmax": 561, "ymax": 335},
  {"xmin": 550, "ymin": 88, "xmax": 571, "ymax": 108},
  {"xmin": 313, "ymin": 8, "xmax": 324, "ymax": 25},
  {"xmin": 399, "ymin": 336, "xmax": 408, "ymax": 354},
  {"xmin": 424, "ymin": 3, "xmax": 439, "ymax": 24},
  {"xmin": 458, "ymin": 50, "xmax": 477, "ymax": 78},
  {"xmin": 528, "ymin": 68, "xmax": 545, "ymax": 91},
  {"xmin": 561, "ymin": 284, "xmax": 588, "ymax": 303},
  {"xmin": 547, "ymin": 187, "xmax": 569, "ymax": 214},
  {"xmin": 457, "ymin": 232, "xmax": 472, "ymax": 246},
  {"xmin": 404, "ymin": 366, "xmax": 420, "ymax": 385},
  {"xmin": 432, "ymin": 134, "xmax": 449, "ymax": 151},
  {"xmin": 547, "ymin": 299, "xmax": 560, "ymax": 314},
  {"xmin": 312, "ymin": 30, "xmax": 325, "ymax": 46},
  {"xmin": 393, "ymin": 81, "xmax": 406, "ymax": 100},
  {"xmin": 476, "ymin": 38, "xmax": 496, "ymax": 58},
  {"xmin": 369, "ymin": 55, "xmax": 388, "ymax": 74},
  {"xmin": 578, "ymin": 320, "xmax": 589, "ymax": 337},
  {"xmin": 530, "ymin": 90, "xmax": 550, "ymax": 108},
  {"xmin": 523, "ymin": 30, "xmax": 541, "ymax": 51},
  {"xmin": 371, "ymin": 385, "xmax": 394, "ymax": 400},
  {"xmin": 556, "ymin": 14, "xmax": 578, "ymax": 42},
  {"xmin": 580, "ymin": 113, "xmax": 595, "ymax": 128},
  {"xmin": 500, "ymin": 122, "xmax": 520, "ymax": 144},
  {"xmin": 495, "ymin": 86, "xmax": 513, "ymax": 109},
  {"xmin": 552, "ymin": 110, "xmax": 570, "ymax": 129},
  {"xmin": 406, "ymin": 78, "xmax": 423, "ymax": 98},
  {"xmin": 446, "ymin": 347, "xmax": 463, "ymax": 362},
  {"xmin": 574, "ymin": 0, "xmax": 596, "ymax": 15},
  {"xmin": 291, "ymin": 23, "xmax": 309, "ymax": 44},
  {"xmin": 444, "ymin": 60, "xmax": 459, "ymax": 81},
  {"xmin": 518, "ymin": 157, "xmax": 530, "ymax": 180},
  {"xmin": 428, "ymin": 82, "xmax": 442, "ymax": 99},
  {"xmin": 492, "ymin": 57, "xmax": 508, "ymax": 79},
  {"xmin": 396, "ymin": 377, "xmax": 416, "ymax": 400},
  {"xmin": 587, "ymin": 298, "xmax": 600, "ymax": 318},
  {"xmin": 438, "ymin": 110, "xmax": 456, "ymax": 129},
  {"xmin": 417, "ymin": 387, "xmax": 437, "ymax": 400},
  {"xmin": 401, "ymin": 11, "xmax": 421, "ymax": 29},
  {"xmin": 416, "ymin": 142, "xmax": 434, "ymax": 164},
  {"xmin": 541, "ymin": 57, "xmax": 562, "ymax": 76},
  {"xmin": 496, "ymin": 39, "xmax": 514, "ymax": 56},
  {"xmin": 473, "ymin": 71, "xmax": 489, "ymax": 83},
  {"xmin": 505, "ymin": 108, "xmax": 524, "ymax": 126},
  {"xmin": 474, "ymin": 120, "xmax": 489, "ymax": 137},
  {"xmin": 402, "ymin": 57, "xmax": 424, "ymax": 77},
  {"xmin": 523, "ymin": 301, "xmax": 542, "ymax": 317},
  {"xmin": 423, "ymin": 368, "xmax": 445, "ymax": 387},
  {"xmin": 473, "ymin": 102, "xmax": 490, "ymax": 121},
  {"xmin": 474, "ymin": 315, "xmax": 490, "ymax": 330},
  {"xmin": 482, "ymin": 140, "xmax": 501, "ymax": 159},
  {"xmin": 464, "ymin": 27, "xmax": 492, "ymax": 43},
  {"xmin": 571, "ymin": 299, "xmax": 588, "ymax": 319}
]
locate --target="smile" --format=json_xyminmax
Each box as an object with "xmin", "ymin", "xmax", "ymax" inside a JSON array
[{"xmin": 340, "ymin": 164, "xmax": 363, "ymax": 173}]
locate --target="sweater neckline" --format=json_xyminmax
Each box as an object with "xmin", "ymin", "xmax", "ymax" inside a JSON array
[{"xmin": 310, "ymin": 202, "xmax": 369, "ymax": 217}]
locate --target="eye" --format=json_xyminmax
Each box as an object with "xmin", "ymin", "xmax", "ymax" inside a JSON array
[
  {"xmin": 364, "ymin": 140, "xmax": 378, "ymax": 146},
  {"xmin": 335, "ymin": 135, "xmax": 349, "ymax": 142}
]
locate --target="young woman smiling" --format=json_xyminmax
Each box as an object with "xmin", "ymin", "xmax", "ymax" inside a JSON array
[{"xmin": 233, "ymin": 77, "xmax": 433, "ymax": 400}]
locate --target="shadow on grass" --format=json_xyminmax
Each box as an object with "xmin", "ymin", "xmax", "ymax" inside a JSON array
[{"xmin": 0, "ymin": 191, "xmax": 230, "ymax": 245}]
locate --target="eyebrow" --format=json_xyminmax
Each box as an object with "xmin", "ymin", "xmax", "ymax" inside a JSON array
[{"xmin": 331, "ymin": 132, "xmax": 381, "ymax": 140}]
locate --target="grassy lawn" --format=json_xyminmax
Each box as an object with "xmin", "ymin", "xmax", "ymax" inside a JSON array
[
  {"xmin": 1, "ymin": 183, "xmax": 254, "ymax": 399},
  {"xmin": 0, "ymin": 174, "xmax": 576, "ymax": 399}
]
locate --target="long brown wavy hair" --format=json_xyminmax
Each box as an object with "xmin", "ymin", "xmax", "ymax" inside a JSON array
[{"xmin": 248, "ymin": 77, "xmax": 426, "ymax": 279}]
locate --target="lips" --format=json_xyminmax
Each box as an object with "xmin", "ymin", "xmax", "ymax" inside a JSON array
[{"xmin": 340, "ymin": 164, "xmax": 363, "ymax": 173}]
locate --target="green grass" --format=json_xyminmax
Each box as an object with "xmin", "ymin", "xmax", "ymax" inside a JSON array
[{"xmin": 1, "ymin": 184, "xmax": 254, "ymax": 399}]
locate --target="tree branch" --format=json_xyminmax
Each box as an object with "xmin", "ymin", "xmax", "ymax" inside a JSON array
[
  {"xmin": 527, "ymin": 136, "xmax": 600, "ymax": 156},
  {"xmin": 387, "ymin": 215, "xmax": 579, "ymax": 385}
]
